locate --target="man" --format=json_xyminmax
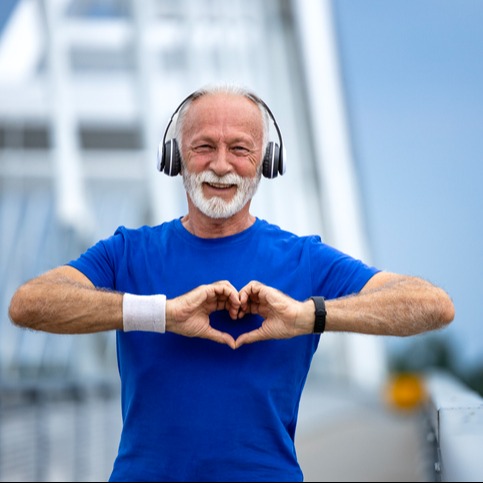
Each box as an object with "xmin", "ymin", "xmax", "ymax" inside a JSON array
[{"xmin": 9, "ymin": 83, "xmax": 454, "ymax": 482}]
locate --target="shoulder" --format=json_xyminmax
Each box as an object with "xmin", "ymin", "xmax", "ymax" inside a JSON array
[
  {"xmin": 256, "ymin": 219, "xmax": 321, "ymax": 245},
  {"xmin": 113, "ymin": 220, "xmax": 176, "ymax": 241}
]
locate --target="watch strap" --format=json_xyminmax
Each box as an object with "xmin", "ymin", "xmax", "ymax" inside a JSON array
[{"xmin": 310, "ymin": 296, "xmax": 327, "ymax": 334}]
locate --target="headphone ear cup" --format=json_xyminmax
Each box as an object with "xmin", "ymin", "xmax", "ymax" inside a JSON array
[
  {"xmin": 278, "ymin": 145, "xmax": 286, "ymax": 176},
  {"xmin": 163, "ymin": 139, "xmax": 182, "ymax": 176},
  {"xmin": 157, "ymin": 141, "xmax": 165, "ymax": 172},
  {"xmin": 262, "ymin": 142, "xmax": 280, "ymax": 179}
]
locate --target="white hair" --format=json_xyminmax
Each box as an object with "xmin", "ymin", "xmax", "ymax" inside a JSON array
[{"xmin": 174, "ymin": 82, "xmax": 270, "ymax": 157}]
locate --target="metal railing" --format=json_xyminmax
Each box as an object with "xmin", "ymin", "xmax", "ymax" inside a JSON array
[
  {"xmin": 0, "ymin": 378, "xmax": 121, "ymax": 482},
  {"xmin": 424, "ymin": 370, "xmax": 483, "ymax": 482},
  {"xmin": 2, "ymin": 370, "xmax": 482, "ymax": 482}
]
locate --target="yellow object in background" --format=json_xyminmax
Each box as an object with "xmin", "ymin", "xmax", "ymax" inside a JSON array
[{"xmin": 384, "ymin": 372, "xmax": 428, "ymax": 411}]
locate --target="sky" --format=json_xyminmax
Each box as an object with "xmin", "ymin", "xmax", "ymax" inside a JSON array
[
  {"xmin": 332, "ymin": 0, "xmax": 483, "ymax": 371},
  {"xmin": 0, "ymin": 0, "xmax": 16, "ymax": 32}
]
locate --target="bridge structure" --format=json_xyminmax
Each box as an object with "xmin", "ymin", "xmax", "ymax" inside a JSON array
[{"xmin": 0, "ymin": 1, "xmax": 481, "ymax": 481}]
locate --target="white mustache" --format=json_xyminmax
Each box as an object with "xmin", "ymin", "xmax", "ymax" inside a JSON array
[{"xmin": 196, "ymin": 171, "xmax": 244, "ymax": 186}]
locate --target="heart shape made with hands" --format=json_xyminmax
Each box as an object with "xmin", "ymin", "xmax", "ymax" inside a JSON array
[{"xmin": 173, "ymin": 280, "xmax": 305, "ymax": 350}]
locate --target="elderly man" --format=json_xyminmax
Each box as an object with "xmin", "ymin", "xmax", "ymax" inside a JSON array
[{"xmin": 9, "ymin": 83, "xmax": 454, "ymax": 482}]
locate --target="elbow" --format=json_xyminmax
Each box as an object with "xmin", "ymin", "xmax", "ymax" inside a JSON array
[
  {"xmin": 8, "ymin": 286, "xmax": 36, "ymax": 329},
  {"xmin": 441, "ymin": 297, "xmax": 455, "ymax": 327},
  {"xmin": 435, "ymin": 290, "xmax": 455, "ymax": 329},
  {"xmin": 407, "ymin": 289, "xmax": 455, "ymax": 336}
]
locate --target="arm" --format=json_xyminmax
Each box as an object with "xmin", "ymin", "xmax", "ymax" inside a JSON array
[
  {"xmin": 324, "ymin": 271, "xmax": 455, "ymax": 336},
  {"xmin": 235, "ymin": 272, "xmax": 455, "ymax": 347},
  {"xmin": 8, "ymin": 266, "xmax": 123, "ymax": 334},
  {"xmin": 9, "ymin": 267, "xmax": 241, "ymax": 348}
]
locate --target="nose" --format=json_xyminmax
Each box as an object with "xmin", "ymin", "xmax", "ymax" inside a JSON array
[{"xmin": 209, "ymin": 147, "xmax": 233, "ymax": 177}]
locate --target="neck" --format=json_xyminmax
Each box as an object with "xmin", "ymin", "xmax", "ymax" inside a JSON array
[{"xmin": 182, "ymin": 203, "xmax": 255, "ymax": 239}]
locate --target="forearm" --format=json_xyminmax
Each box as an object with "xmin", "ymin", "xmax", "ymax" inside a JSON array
[
  {"xmin": 323, "ymin": 275, "xmax": 455, "ymax": 337},
  {"xmin": 9, "ymin": 274, "xmax": 123, "ymax": 334}
]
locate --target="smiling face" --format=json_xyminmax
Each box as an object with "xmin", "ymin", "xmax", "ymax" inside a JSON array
[{"xmin": 180, "ymin": 93, "xmax": 265, "ymax": 220}]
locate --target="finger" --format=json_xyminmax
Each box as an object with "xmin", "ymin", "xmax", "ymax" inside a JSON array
[
  {"xmin": 237, "ymin": 299, "xmax": 256, "ymax": 318},
  {"xmin": 219, "ymin": 333, "xmax": 237, "ymax": 350},
  {"xmin": 204, "ymin": 327, "xmax": 237, "ymax": 350},
  {"xmin": 238, "ymin": 300, "xmax": 261, "ymax": 319},
  {"xmin": 239, "ymin": 281, "xmax": 262, "ymax": 311},
  {"xmin": 235, "ymin": 328, "xmax": 268, "ymax": 349},
  {"xmin": 220, "ymin": 294, "xmax": 242, "ymax": 318},
  {"xmin": 228, "ymin": 303, "xmax": 241, "ymax": 320},
  {"xmin": 238, "ymin": 284, "xmax": 251, "ymax": 310},
  {"xmin": 212, "ymin": 281, "xmax": 241, "ymax": 305},
  {"xmin": 202, "ymin": 283, "xmax": 237, "ymax": 315}
]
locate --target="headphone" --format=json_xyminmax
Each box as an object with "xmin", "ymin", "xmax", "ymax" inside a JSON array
[{"xmin": 157, "ymin": 91, "xmax": 286, "ymax": 179}]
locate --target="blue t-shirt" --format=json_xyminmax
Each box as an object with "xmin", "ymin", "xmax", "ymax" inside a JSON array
[{"xmin": 68, "ymin": 218, "xmax": 379, "ymax": 482}]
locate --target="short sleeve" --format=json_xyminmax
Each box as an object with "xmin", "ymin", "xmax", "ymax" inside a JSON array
[
  {"xmin": 308, "ymin": 237, "xmax": 380, "ymax": 299},
  {"xmin": 67, "ymin": 227, "xmax": 127, "ymax": 290}
]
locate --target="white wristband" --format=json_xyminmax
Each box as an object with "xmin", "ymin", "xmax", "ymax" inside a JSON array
[{"xmin": 122, "ymin": 293, "xmax": 167, "ymax": 333}]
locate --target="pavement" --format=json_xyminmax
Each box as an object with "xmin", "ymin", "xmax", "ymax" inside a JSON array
[{"xmin": 295, "ymin": 376, "xmax": 432, "ymax": 482}]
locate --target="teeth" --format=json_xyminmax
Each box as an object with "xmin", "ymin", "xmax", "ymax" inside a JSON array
[{"xmin": 208, "ymin": 183, "xmax": 232, "ymax": 189}]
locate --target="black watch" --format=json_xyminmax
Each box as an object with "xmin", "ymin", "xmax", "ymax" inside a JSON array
[{"xmin": 310, "ymin": 296, "xmax": 326, "ymax": 334}]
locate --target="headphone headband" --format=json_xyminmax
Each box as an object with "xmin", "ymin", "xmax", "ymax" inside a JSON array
[{"xmin": 157, "ymin": 90, "xmax": 286, "ymax": 179}]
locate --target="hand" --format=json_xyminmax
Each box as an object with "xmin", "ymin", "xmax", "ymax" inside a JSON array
[
  {"xmin": 236, "ymin": 281, "xmax": 312, "ymax": 348},
  {"xmin": 166, "ymin": 280, "xmax": 241, "ymax": 349}
]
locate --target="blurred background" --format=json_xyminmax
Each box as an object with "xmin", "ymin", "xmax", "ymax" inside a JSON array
[{"xmin": 0, "ymin": 0, "xmax": 482, "ymax": 481}]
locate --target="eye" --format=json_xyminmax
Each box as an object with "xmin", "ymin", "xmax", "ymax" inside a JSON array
[
  {"xmin": 232, "ymin": 146, "xmax": 250, "ymax": 156},
  {"xmin": 193, "ymin": 144, "xmax": 214, "ymax": 153}
]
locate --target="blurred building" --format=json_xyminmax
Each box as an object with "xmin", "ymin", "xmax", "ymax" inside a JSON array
[
  {"xmin": 0, "ymin": 0, "xmax": 388, "ymax": 387},
  {"xmin": 0, "ymin": 0, "xmax": 390, "ymax": 480}
]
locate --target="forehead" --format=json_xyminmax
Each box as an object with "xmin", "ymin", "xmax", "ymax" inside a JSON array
[{"xmin": 183, "ymin": 93, "xmax": 264, "ymax": 135}]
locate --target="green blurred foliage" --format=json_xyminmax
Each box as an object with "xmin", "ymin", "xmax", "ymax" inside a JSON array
[{"xmin": 388, "ymin": 334, "xmax": 483, "ymax": 397}]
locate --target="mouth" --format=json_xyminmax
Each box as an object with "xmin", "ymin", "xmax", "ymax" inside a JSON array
[{"xmin": 204, "ymin": 182, "xmax": 237, "ymax": 190}]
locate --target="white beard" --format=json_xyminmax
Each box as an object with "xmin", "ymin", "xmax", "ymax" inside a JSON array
[{"xmin": 182, "ymin": 169, "xmax": 262, "ymax": 219}]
